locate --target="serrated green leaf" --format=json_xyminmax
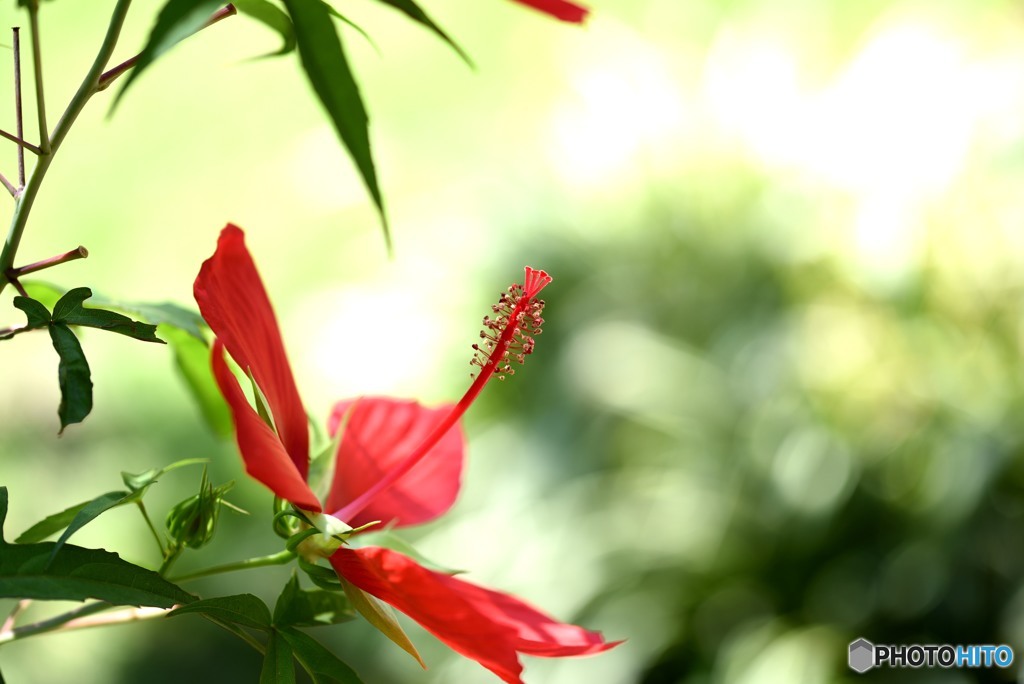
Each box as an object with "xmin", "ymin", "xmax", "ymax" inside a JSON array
[
  {"xmin": 46, "ymin": 491, "xmax": 132, "ymax": 566},
  {"xmin": 14, "ymin": 500, "xmax": 90, "ymax": 544},
  {"xmin": 284, "ymin": 0, "xmax": 389, "ymax": 249},
  {"xmin": 170, "ymin": 594, "xmax": 273, "ymax": 630},
  {"xmin": 274, "ymin": 572, "xmax": 355, "ymax": 628},
  {"xmin": 340, "ymin": 577, "xmax": 423, "ymax": 667},
  {"xmin": 49, "ymin": 323, "xmax": 92, "ymax": 433},
  {"xmin": 52, "ymin": 287, "xmax": 163, "ymax": 343},
  {"xmin": 280, "ymin": 627, "xmax": 365, "ymax": 684},
  {"xmin": 261, "ymin": 630, "xmax": 296, "ymax": 684},
  {"xmin": 162, "ymin": 326, "xmax": 232, "ymax": 437},
  {"xmin": 375, "ymin": 0, "xmax": 471, "ymax": 65},
  {"xmin": 235, "ymin": 0, "xmax": 296, "ymax": 55},
  {"xmin": 12, "ymin": 296, "xmax": 51, "ymax": 329},
  {"xmin": 113, "ymin": 0, "xmax": 225, "ymax": 108},
  {"xmin": 0, "ymin": 486, "xmax": 195, "ymax": 607}
]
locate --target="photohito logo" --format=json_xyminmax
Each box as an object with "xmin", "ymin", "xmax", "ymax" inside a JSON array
[{"xmin": 848, "ymin": 638, "xmax": 1014, "ymax": 673}]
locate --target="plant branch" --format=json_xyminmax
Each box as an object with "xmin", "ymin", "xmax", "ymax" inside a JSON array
[
  {"xmin": 0, "ymin": 172, "xmax": 16, "ymax": 198},
  {"xmin": 7, "ymin": 245, "xmax": 88, "ymax": 278},
  {"xmin": 0, "ymin": 0, "xmax": 133, "ymax": 297},
  {"xmin": 170, "ymin": 549, "xmax": 295, "ymax": 583},
  {"xmin": 13, "ymin": 27, "xmax": 26, "ymax": 187},
  {"xmin": 0, "ymin": 129, "xmax": 43, "ymax": 156},
  {"xmin": 0, "ymin": 601, "xmax": 173, "ymax": 645},
  {"xmin": 26, "ymin": 1, "xmax": 50, "ymax": 155},
  {"xmin": 97, "ymin": 3, "xmax": 238, "ymax": 91}
]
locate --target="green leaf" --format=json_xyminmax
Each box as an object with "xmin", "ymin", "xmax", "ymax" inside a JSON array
[
  {"xmin": 122, "ymin": 457, "xmax": 210, "ymax": 492},
  {"xmin": 280, "ymin": 627, "xmax": 365, "ymax": 684},
  {"xmin": 375, "ymin": 0, "xmax": 471, "ymax": 65},
  {"xmin": 49, "ymin": 323, "xmax": 93, "ymax": 433},
  {"xmin": 162, "ymin": 326, "xmax": 232, "ymax": 437},
  {"xmin": 52, "ymin": 287, "xmax": 164, "ymax": 343},
  {"xmin": 46, "ymin": 490, "xmax": 132, "ymax": 566},
  {"xmin": 12, "ymin": 296, "xmax": 51, "ymax": 329},
  {"xmin": 261, "ymin": 630, "xmax": 296, "ymax": 684},
  {"xmin": 14, "ymin": 500, "xmax": 91, "ymax": 544},
  {"xmin": 169, "ymin": 594, "xmax": 273, "ymax": 630},
  {"xmin": 88, "ymin": 296, "xmax": 206, "ymax": 342},
  {"xmin": 0, "ymin": 487, "xmax": 195, "ymax": 607},
  {"xmin": 339, "ymin": 577, "xmax": 424, "ymax": 667},
  {"xmin": 113, "ymin": 0, "xmax": 225, "ymax": 108},
  {"xmin": 273, "ymin": 572, "xmax": 355, "ymax": 628},
  {"xmin": 21, "ymin": 281, "xmax": 62, "ymax": 310},
  {"xmin": 235, "ymin": 0, "xmax": 296, "ymax": 55},
  {"xmin": 283, "ymin": 0, "xmax": 389, "ymax": 249}
]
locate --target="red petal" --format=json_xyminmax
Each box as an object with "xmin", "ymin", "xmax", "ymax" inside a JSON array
[
  {"xmin": 324, "ymin": 398, "xmax": 463, "ymax": 529},
  {"xmin": 211, "ymin": 341, "xmax": 320, "ymax": 511},
  {"xmin": 331, "ymin": 548, "xmax": 619, "ymax": 684},
  {"xmin": 509, "ymin": 0, "xmax": 589, "ymax": 23},
  {"xmin": 194, "ymin": 224, "xmax": 310, "ymax": 481}
]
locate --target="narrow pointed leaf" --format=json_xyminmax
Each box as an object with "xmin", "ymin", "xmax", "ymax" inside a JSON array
[
  {"xmin": 170, "ymin": 594, "xmax": 273, "ymax": 630},
  {"xmin": 15, "ymin": 500, "xmax": 91, "ymax": 544},
  {"xmin": 280, "ymin": 627, "xmax": 365, "ymax": 684},
  {"xmin": 53, "ymin": 288, "xmax": 163, "ymax": 343},
  {"xmin": 113, "ymin": 0, "xmax": 225, "ymax": 108},
  {"xmin": 375, "ymin": 0, "xmax": 471, "ymax": 65},
  {"xmin": 46, "ymin": 490, "xmax": 132, "ymax": 566},
  {"xmin": 235, "ymin": 0, "xmax": 296, "ymax": 55},
  {"xmin": 122, "ymin": 457, "xmax": 210, "ymax": 491},
  {"xmin": 261, "ymin": 630, "xmax": 296, "ymax": 684},
  {"xmin": 339, "ymin": 577, "xmax": 424, "ymax": 667},
  {"xmin": 283, "ymin": 0, "xmax": 389, "ymax": 247},
  {"xmin": 1, "ymin": 487, "xmax": 195, "ymax": 607},
  {"xmin": 274, "ymin": 572, "xmax": 355, "ymax": 628},
  {"xmin": 12, "ymin": 296, "xmax": 51, "ymax": 329},
  {"xmin": 49, "ymin": 323, "xmax": 92, "ymax": 433}
]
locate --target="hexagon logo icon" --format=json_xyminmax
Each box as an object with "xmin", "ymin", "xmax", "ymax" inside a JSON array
[{"xmin": 849, "ymin": 638, "xmax": 875, "ymax": 673}]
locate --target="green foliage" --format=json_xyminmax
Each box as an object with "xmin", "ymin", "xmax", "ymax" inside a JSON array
[
  {"xmin": 0, "ymin": 488, "xmax": 194, "ymax": 607},
  {"xmin": 260, "ymin": 631, "xmax": 296, "ymax": 684},
  {"xmin": 373, "ymin": 0, "xmax": 471, "ymax": 65},
  {"xmin": 51, "ymin": 288, "xmax": 163, "ymax": 343},
  {"xmin": 11, "ymin": 297, "xmax": 49, "ymax": 330},
  {"xmin": 279, "ymin": 627, "xmax": 364, "ymax": 684},
  {"xmin": 45, "ymin": 490, "xmax": 133, "ymax": 565},
  {"xmin": 48, "ymin": 323, "xmax": 92, "ymax": 433},
  {"xmin": 113, "ymin": 0, "xmax": 225, "ymax": 108},
  {"xmin": 273, "ymin": 572, "xmax": 354, "ymax": 628},
  {"xmin": 234, "ymin": 0, "xmax": 296, "ymax": 56},
  {"xmin": 162, "ymin": 326, "xmax": 232, "ymax": 436},
  {"xmin": 283, "ymin": 0, "xmax": 388, "ymax": 248},
  {"xmin": 170, "ymin": 594, "xmax": 273, "ymax": 630}
]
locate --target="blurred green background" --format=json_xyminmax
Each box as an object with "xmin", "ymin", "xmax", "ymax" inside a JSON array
[{"xmin": 4, "ymin": 0, "xmax": 1024, "ymax": 682}]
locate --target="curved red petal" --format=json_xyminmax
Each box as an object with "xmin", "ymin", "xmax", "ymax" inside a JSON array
[
  {"xmin": 509, "ymin": 0, "xmax": 589, "ymax": 23},
  {"xmin": 324, "ymin": 397, "xmax": 464, "ymax": 529},
  {"xmin": 331, "ymin": 548, "xmax": 619, "ymax": 684},
  {"xmin": 211, "ymin": 340, "xmax": 321, "ymax": 512},
  {"xmin": 194, "ymin": 224, "xmax": 310, "ymax": 481}
]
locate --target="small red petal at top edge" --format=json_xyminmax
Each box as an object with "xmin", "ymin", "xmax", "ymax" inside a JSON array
[
  {"xmin": 510, "ymin": 0, "xmax": 589, "ymax": 23},
  {"xmin": 523, "ymin": 267, "xmax": 553, "ymax": 298}
]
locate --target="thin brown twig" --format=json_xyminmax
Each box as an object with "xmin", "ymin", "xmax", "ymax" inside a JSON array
[
  {"xmin": 13, "ymin": 27, "xmax": 25, "ymax": 187},
  {"xmin": 0, "ymin": 128, "xmax": 43, "ymax": 156},
  {"xmin": 0, "ymin": 171, "xmax": 17, "ymax": 198},
  {"xmin": 97, "ymin": 3, "xmax": 238, "ymax": 90},
  {"xmin": 7, "ymin": 245, "xmax": 88, "ymax": 277}
]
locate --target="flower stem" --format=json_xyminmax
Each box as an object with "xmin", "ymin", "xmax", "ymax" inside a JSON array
[
  {"xmin": 0, "ymin": 0, "xmax": 133, "ymax": 298},
  {"xmin": 159, "ymin": 544, "xmax": 184, "ymax": 576},
  {"xmin": 169, "ymin": 549, "xmax": 296, "ymax": 583},
  {"xmin": 13, "ymin": 27, "xmax": 26, "ymax": 188},
  {"xmin": 136, "ymin": 500, "xmax": 167, "ymax": 557}
]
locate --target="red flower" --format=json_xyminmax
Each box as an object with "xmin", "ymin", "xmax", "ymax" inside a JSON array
[
  {"xmin": 194, "ymin": 224, "xmax": 619, "ymax": 683},
  {"xmin": 510, "ymin": 0, "xmax": 590, "ymax": 23}
]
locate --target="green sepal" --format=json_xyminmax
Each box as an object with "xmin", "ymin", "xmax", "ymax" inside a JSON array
[{"xmin": 340, "ymin": 576, "xmax": 424, "ymax": 667}]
